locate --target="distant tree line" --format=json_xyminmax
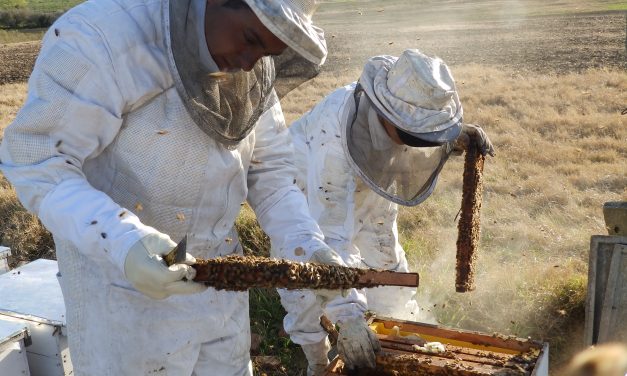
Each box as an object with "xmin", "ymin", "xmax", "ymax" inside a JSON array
[
  {"xmin": 0, "ymin": 9, "xmax": 63, "ymax": 29},
  {"xmin": 0, "ymin": 0, "xmax": 70, "ymax": 29}
]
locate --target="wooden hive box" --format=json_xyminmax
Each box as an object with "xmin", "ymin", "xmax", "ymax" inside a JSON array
[{"xmin": 324, "ymin": 317, "xmax": 548, "ymax": 376}]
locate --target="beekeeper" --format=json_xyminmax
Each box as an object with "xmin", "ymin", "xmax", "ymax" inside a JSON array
[
  {"xmin": 0, "ymin": 0, "xmax": 345, "ymax": 374},
  {"xmin": 280, "ymin": 49, "xmax": 495, "ymax": 375}
]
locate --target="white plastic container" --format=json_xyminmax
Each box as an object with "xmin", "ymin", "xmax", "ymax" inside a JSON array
[
  {"xmin": 0, "ymin": 320, "xmax": 31, "ymax": 375},
  {"xmin": 0, "ymin": 259, "xmax": 73, "ymax": 376}
]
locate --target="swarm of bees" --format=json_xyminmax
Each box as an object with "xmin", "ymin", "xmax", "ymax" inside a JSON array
[
  {"xmin": 191, "ymin": 255, "xmax": 372, "ymax": 291},
  {"xmin": 456, "ymin": 134, "xmax": 485, "ymax": 293}
]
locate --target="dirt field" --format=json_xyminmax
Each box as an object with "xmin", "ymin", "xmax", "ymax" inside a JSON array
[
  {"xmin": 319, "ymin": 8, "xmax": 626, "ymax": 75},
  {"xmin": 0, "ymin": 41, "xmax": 39, "ymax": 85},
  {"xmin": 0, "ymin": 1, "xmax": 625, "ymax": 85}
]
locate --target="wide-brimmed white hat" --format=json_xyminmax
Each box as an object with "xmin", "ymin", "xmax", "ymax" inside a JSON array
[
  {"xmin": 243, "ymin": 0, "xmax": 327, "ymax": 65},
  {"xmin": 358, "ymin": 49, "xmax": 462, "ymax": 143}
]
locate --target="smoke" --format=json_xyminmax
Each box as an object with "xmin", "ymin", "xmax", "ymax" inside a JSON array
[
  {"xmin": 401, "ymin": 204, "xmax": 585, "ymax": 343},
  {"xmin": 393, "ymin": 163, "xmax": 578, "ymax": 339},
  {"xmin": 496, "ymin": 0, "xmax": 529, "ymax": 27}
]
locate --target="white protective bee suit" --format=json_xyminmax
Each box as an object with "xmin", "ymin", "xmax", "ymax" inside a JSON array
[
  {"xmin": 280, "ymin": 84, "xmax": 423, "ymax": 348},
  {"xmin": 0, "ymin": 0, "xmax": 335, "ymax": 375},
  {"xmin": 280, "ymin": 50, "xmax": 498, "ymax": 374}
]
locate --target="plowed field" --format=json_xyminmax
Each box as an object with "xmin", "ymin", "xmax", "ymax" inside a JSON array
[
  {"xmin": 0, "ymin": 42, "xmax": 39, "ymax": 85},
  {"xmin": 1, "ymin": 8, "xmax": 625, "ymax": 85}
]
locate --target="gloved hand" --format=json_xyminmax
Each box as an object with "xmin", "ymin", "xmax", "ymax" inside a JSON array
[
  {"xmin": 301, "ymin": 337, "xmax": 331, "ymax": 376},
  {"xmin": 337, "ymin": 317, "xmax": 381, "ymax": 370},
  {"xmin": 309, "ymin": 248, "xmax": 349, "ymax": 303},
  {"xmin": 124, "ymin": 233, "xmax": 208, "ymax": 299},
  {"xmin": 309, "ymin": 248, "xmax": 347, "ymax": 267},
  {"xmin": 453, "ymin": 123, "xmax": 495, "ymax": 157}
]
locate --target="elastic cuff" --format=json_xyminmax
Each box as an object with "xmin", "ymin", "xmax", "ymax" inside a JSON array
[
  {"xmin": 109, "ymin": 222, "xmax": 160, "ymax": 274},
  {"xmin": 289, "ymin": 330, "xmax": 328, "ymax": 346},
  {"xmin": 328, "ymin": 307, "xmax": 365, "ymax": 325}
]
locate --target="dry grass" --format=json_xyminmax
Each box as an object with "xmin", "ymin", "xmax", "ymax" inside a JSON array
[
  {"xmin": 0, "ymin": 82, "xmax": 26, "ymax": 139},
  {"xmin": 0, "ymin": 29, "xmax": 45, "ymax": 44},
  {"xmin": 0, "ymin": 175, "xmax": 53, "ymax": 265},
  {"xmin": 281, "ymin": 69, "xmax": 361, "ymax": 125},
  {"xmin": 0, "ymin": 82, "xmax": 53, "ymax": 265}
]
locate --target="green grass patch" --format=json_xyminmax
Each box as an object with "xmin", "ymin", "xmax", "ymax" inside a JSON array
[
  {"xmin": 25, "ymin": 0, "xmax": 82, "ymax": 13},
  {"xmin": 0, "ymin": 0, "xmax": 82, "ymax": 13},
  {"xmin": 0, "ymin": 9, "xmax": 62, "ymax": 29},
  {"xmin": 607, "ymin": 3, "xmax": 627, "ymax": 10},
  {"xmin": 236, "ymin": 206, "xmax": 306, "ymax": 375},
  {"xmin": 249, "ymin": 288, "xmax": 306, "ymax": 376},
  {"xmin": 0, "ymin": 28, "xmax": 44, "ymax": 43},
  {"xmin": 535, "ymin": 273, "xmax": 588, "ymax": 366},
  {"xmin": 0, "ymin": 0, "xmax": 80, "ymax": 29}
]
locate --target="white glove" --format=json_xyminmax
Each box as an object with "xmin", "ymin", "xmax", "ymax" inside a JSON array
[
  {"xmin": 337, "ymin": 317, "xmax": 381, "ymax": 370},
  {"xmin": 453, "ymin": 123, "xmax": 495, "ymax": 157},
  {"xmin": 309, "ymin": 248, "xmax": 347, "ymax": 267},
  {"xmin": 124, "ymin": 233, "xmax": 208, "ymax": 299},
  {"xmin": 301, "ymin": 337, "xmax": 331, "ymax": 376},
  {"xmin": 309, "ymin": 248, "xmax": 348, "ymax": 303}
]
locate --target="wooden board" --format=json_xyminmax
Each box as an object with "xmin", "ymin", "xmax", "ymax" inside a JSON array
[
  {"xmin": 358, "ymin": 270, "xmax": 419, "ymax": 288},
  {"xmin": 597, "ymin": 244, "xmax": 627, "ymax": 343},
  {"xmin": 584, "ymin": 235, "xmax": 627, "ymax": 346},
  {"xmin": 375, "ymin": 319, "xmax": 539, "ymax": 353},
  {"xmin": 603, "ymin": 201, "xmax": 627, "ymax": 236}
]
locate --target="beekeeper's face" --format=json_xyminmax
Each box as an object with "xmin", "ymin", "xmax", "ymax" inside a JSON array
[
  {"xmin": 205, "ymin": 0, "xmax": 288, "ymax": 72},
  {"xmin": 378, "ymin": 115, "xmax": 404, "ymax": 146}
]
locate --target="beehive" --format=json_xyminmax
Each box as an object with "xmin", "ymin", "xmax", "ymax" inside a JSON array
[{"xmin": 324, "ymin": 317, "xmax": 548, "ymax": 376}]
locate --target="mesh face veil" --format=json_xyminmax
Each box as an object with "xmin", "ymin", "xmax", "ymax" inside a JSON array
[
  {"xmin": 343, "ymin": 87, "xmax": 452, "ymax": 207},
  {"xmin": 164, "ymin": 0, "xmax": 277, "ymax": 148},
  {"xmin": 164, "ymin": 0, "xmax": 325, "ymax": 148}
]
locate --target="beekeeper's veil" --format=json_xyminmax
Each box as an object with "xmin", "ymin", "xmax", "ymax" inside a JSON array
[
  {"xmin": 344, "ymin": 50, "xmax": 463, "ymax": 206},
  {"xmin": 163, "ymin": 0, "xmax": 326, "ymax": 148}
]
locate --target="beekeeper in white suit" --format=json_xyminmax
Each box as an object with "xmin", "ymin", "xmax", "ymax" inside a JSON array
[
  {"xmin": 0, "ymin": 0, "xmax": 348, "ymax": 374},
  {"xmin": 281, "ymin": 49, "xmax": 495, "ymax": 374}
]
